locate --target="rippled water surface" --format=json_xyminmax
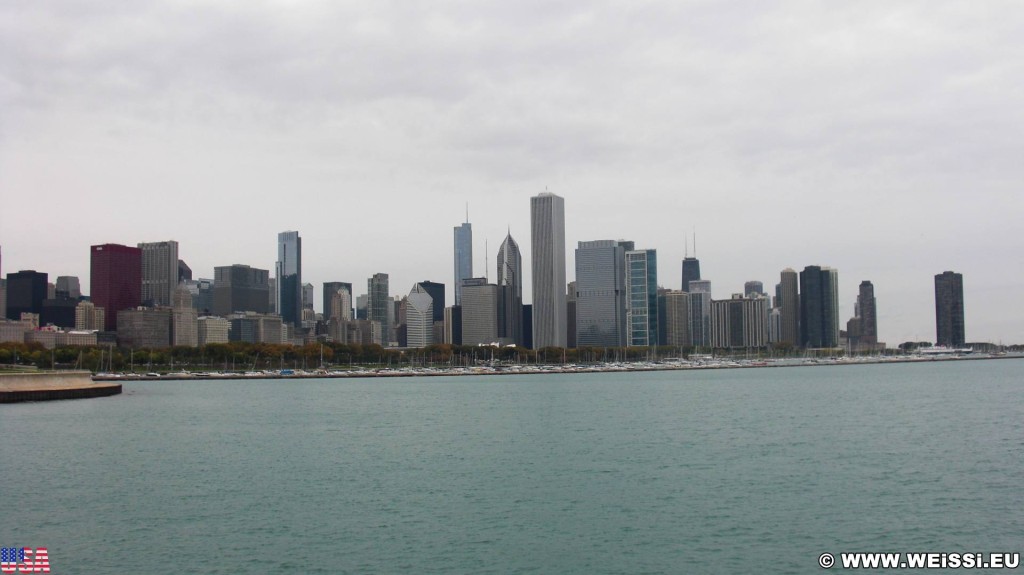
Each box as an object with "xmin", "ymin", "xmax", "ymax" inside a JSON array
[{"xmin": 3, "ymin": 359, "xmax": 1023, "ymax": 574}]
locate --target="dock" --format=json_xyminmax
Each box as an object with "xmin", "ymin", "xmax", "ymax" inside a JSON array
[{"xmin": 0, "ymin": 371, "xmax": 122, "ymax": 403}]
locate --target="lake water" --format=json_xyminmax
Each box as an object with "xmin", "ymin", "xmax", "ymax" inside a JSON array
[{"xmin": 2, "ymin": 359, "xmax": 1023, "ymax": 574}]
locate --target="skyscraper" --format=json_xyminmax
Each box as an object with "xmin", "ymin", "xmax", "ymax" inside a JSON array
[
  {"xmin": 574, "ymin": 239, "xmax": 631, "ymax": 347},
  {"xmin": 744, "ymin": 281, "xmax": 764, "ymax": 297},
  {"xmin": 406, "ymin": 283, "xmax": 434, "ymax": 348},
  {"xmin": 497, "ymin": 231, "xmax": 523, "ymax": 346},
  {"xmin": 625, "ymin": 249, "xmax": 658, "ymax": 347},
  {"xmin": 171, "ymin": 283, "xmax": 198, "ymax": 347},
  {"xmin": 454, "ymin": 219, "xmax": 473, "ymax": 306},
  {"xmin": 799, "ymin": 266, "xmax": 839, "ymax": 348},
  {"xmin": 5, "ymin": 270, "xmax": 48, "ymax": 321},
  {"xmin": 91, "ymin": 244, "xmax": 142, "ymax": 331},
  {"xmin": 934, "ymin": 271, "xmax": 965, "ymax": 347},
  {"xmin": 857, "ymin": 280, "xmax": 878, "ymax": 345},
  {"xmin": 530, "ymin": 192, "xmax": 566, "ymax": 349},
  {"xmin": 276, "ymin": 231, "xmax": 302, "ymax": 327},
  {"xmin": 323, "ymin": 282, "xmax": 353, "ymax": 322},
  {"xmin": 688, "ymin": 280, "xmax": 712, "ymax": 348},
  {"xmin": 139, "ymin": 240, "xmax": 179, "ymax": 307},
  {"xmin": 417, "ymin": 281, "xmax": 445, "ymax": 324},
  {"xmin": 212, "ymin": 265, "xmax": 270, "ymax": 316},
  {"xmin": 663, "ymin": 290, "xmax": 691, "ymax": 347},
  {"xmin": 367, "ymin": 273, "xmax": 390, "ymax": 345},
  {"xmin": 461, "ymin": 277, "xmax": 498, "ymax": 346},
  {"xmin": 779, "ymin": 269, "xmax": 800, "ymax": 346}
]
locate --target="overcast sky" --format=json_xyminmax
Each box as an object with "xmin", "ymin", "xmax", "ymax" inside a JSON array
[{"xmin": 2, "ymin": 1, "xmax": 1022, "ymax": 345}]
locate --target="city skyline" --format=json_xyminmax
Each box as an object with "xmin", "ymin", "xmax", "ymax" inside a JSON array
[{"xmin": 2, "ymin": 3, "xmax": 1023, "ymax": 345}]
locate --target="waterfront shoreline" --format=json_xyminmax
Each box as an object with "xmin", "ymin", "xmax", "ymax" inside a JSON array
[
  {"xmin": 0, "ymin": 371, "xmax": 122, "ymax": 403},
  {"xmin": 90, "ymin": 352, "xmax": 1023, "ymax": 382}
]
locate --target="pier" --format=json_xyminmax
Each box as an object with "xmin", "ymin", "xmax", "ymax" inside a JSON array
[{"xmin": 0, "ymin": 371, "xmax": 122, "ymax": 403}]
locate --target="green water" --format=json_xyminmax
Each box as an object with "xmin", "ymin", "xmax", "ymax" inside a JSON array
[{"xmin": 2, "ymin": 360, "xmax": 1022, "ymax": 574}]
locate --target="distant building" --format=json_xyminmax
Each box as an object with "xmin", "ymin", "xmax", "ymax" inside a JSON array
[
  {"xmin": 41, "ymin": 297, "xmax": 77, "ymax": 328},
  {"xmin": 461, "ymin": 278, "xmax": 498, "ymax": 346},
  {"xmin": 934, "ymin": 271, "xmax": 965, "ymax": 347},
  {"xmin": 566, "ymin": 281, "xmax": 577, "ymax": 349},
  {"xmin": 55, "ymin": 276, "xmax": 81, "ymax": 300},
  {"xmin": 5, "ymin": 270, "xmax": 48, "ymax": 321},
  {"xmin": 406, "ymin": 284, "xmax": 434, "ymax": 348},
  {"xmin": 681, "ymin": 257, "xmax": 701, "ymax": 292},
  {"xmin": 663, "ymin": 290, "xmax": 691, "ymax": 348},
  {"xmin": 171, "ymin": 283, "xmax": 198, "ymax": 347},
  {"xmin": 178, "ymin": 259, "xmax": 192, "ymax": 283},
  {"xmin": 744, "ymin": 281, "xmax": 764, "ymax": 297},
  {"xmin": 91, "ymin": 244, "xmax": 142, "ymax": 331},
  {"xmin": 75, "ymin": 301, "xmax": 105, "ymax": 331},
  {"xmin": 418, "ymin": 281, "xmax": 445, "ymax": 324},
  {"xmin": 497, "ymin": 232, "xmax": 523, "ymax": 346},
  {"xmin": 443, "ymin": 305, "xmax": 462, "ymax": 345},
  {"xmin": 575, "ymin": 240, "xmax": 631, "ymax": 348},
  {"xmin": 454, "ymin": 220, "xmax": 473, "ymax": 306},
  {"xmin": 847, "ymin": 280, "xmax": 879, "ymax": 352},
  {"xmin": 531, "ymin": 192, "xmax": 566, "ymax": 349},
  {"xmin": 117, "ymin": 307, "xmax": 172, "ymax": 348},
  {"xmin": 778, "ymin": 269, "xmax": 800, "ymax": 346},
  {"xmin": 366, "ymin": 273, "xmax": 390, "ymax": 346},
  {"xmin": 710, "ymin": 294, "xmax": 769, "ymax": 349},
  {"xmin": 799, "ymin": 266, "xmax": 839, "ymax": 348},
  {"xmin": 139, "ymin": 241, "xmax": 179, "ymax": 307},
  {"xmin": 301, "ymin": 282, "xmax": 314, "ymax": 310},
  {"xmin": 323, "ymin": 282, "xmax": 353, "ymax": 322},
  {"xmin": 228, "ymin": 312, "xmax": 284, "ymax": 344},
  {"xmin": 626, "ymin": 249, "xmax": 658, "ymax": 347},
  {"xmin": 688, "ymin": 280, "xmax": 712, "ymax": 348},
  {"xmin": 276, "ymin": 231, "xmax": 302, "ymax": 327},
  {"xmin": 185, "ymin": 278, "xmax": 214, "ymax": 315},
  {"xmin": 198, "ymin": 316, "xmax": 230, "ymax": 345},
  {"xmin": 213, "ymin": 265, "xmax": 270, "ymax": 316}
]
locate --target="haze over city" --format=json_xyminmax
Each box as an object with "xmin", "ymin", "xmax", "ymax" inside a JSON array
[{"xmin": 2, "ymin": 1, "xmax": 1022, "ymax": 344}]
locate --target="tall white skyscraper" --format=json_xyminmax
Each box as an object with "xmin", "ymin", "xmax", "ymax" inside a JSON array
[{"xmin": 530, "ymin": 192, "xmax": 566, "ymax": 349}]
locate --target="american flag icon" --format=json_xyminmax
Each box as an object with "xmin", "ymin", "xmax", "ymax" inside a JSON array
[{"xmin": 0, "ymin": 547, "xmax": 49, "ymax": 574}]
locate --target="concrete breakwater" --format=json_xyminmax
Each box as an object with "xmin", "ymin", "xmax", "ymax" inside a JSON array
[{"xmin": 0, "ymin": 371, "xmax": 122, "ymax": 403}]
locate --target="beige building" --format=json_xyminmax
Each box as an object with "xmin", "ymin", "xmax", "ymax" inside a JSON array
[
  {"xmin": 75, "ymin": 301, "xmax": 106, "ymax": 331},
  {"xmin": 171, "ymin": 284, "xmax": 198, "ymax": 347},
  {"xmin": 197, "ymin": 316, "xmax": 230, "ymax": 345}
]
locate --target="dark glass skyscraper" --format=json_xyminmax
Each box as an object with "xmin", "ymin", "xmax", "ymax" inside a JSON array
[
  {"xmin": 276, "ymin": 231, "xmax": 302, "ymax": 327},
  {"xmin": 574, "ymin": 239, "xmax": 631, "ymax": 348},
  {"xmin": 212, "ymin": 265, "xmax": 270, "ymax": 316},
  {"xmin": 417, "ymin": 281, "xmax": 445, "ymax": 323},
  {"xmin": 626, "ymin": 249, "xmax": 658, "ymax": 347},
  {"xmin": 799, "ymin": 265, "xmax": 839, "ymax": 348},
  {"xmin": 497, "ymin": 231, "xmax": 523, "ymax": 345},
  {"xmin": 934, "ymin": 271, "xmax": 965, "ymax": 347},
  {"xmin": 5, "ymin": 270, "xmax": 48, "ymax": 320},
  {"xmin": 681, "ymin": 258, "xmax": 701, "ymax": 292}
]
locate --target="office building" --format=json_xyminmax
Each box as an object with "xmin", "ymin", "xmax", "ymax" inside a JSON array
[
  {"xmin": 778, "ymin": 269, "xmax": 800, "ymax": 346},
  {"xmin": 366, "ymin": 273, "xmax": 389, "ymax": 346},
  {"xmin": 139, "ymin": 240, "xmax": 179, "ymax": 307},
  {"xmin": 799, "ymin": 266, "xmax": 840, "ymax": 348},
  {"xmin": 461, "ymin": 278, "xmax": 498, "ymax": 346},
  {"xmin": 184, "ymin": 278, "xmax": 214, "ymax": 315},
  {"xmin": 454, "ymin": 219, "xmax": 473, "ymax": 305},
  {"xmin": 171, "ymin": 283, "xmax": 198, "ymax": 347},
  {"xmin": 711, "ymin": 294, "xmax": 769, "ymax": 349},
  {"xmin": 276, "ymin": 231, "xmax": 302, "ymax": 327},
  {"xmin": 41, "ymin": 297, "xmax": 77, "ymax": 328},
  {"xmin": 688, "ymin": 280, "xmax": 712, "ymax": 348},
  {"xmin": 530, "ymin": 192, "xmax": 566, "ymax": 348},
  {"xmin": 323, "ymin": 282, "xmax": 353, "ymax": 322},
  {"xmin": 212, "ymin": 265, "xmax": 270, "ymax": 316},
  {"xmin": 443, "ymin": 305, "xmax": 462, "ymax": 345},
  {"xmin": 934, "ymin": 271, "xmax": 965, "ymax": 347},
  {"xmin": 566, "ymin": 281, "xmax": 577, "ymax": 349},
  {"xmin": 418, "ymin": 281, "xmax": 445, "ymax": 324},
  {"xmin": 5, "ymin": 270, "xmax": 48, "ymax": 321},
  {"xmin": 75, "ymin": 301, "xmax": 106, "ymax": 331},
  {"xmin": 91, "ymin": 244, "xmax": 142, "ymax": 332},
  {"xmin": 497, "ymin": 232, "xmax": 523, "ymax": 346},
  {"xmin": 117, "ymin": 307, "xmax": 171, "ymax": 348},
  {"xmin": 681, "ymin": 258, "xmax": 701, "ymax": 292},
  {"xmin": 744, "ymin": 281, "xmax": 764, "ymax": 297},
  {"xmin": 406, "ymin": 284, "xmax": 434, "ymax": 348},
  {"xmin": 626, "ymin": 249, "xmax": 658, "ymax": 347},
  {"xmin": 178, "ymin": 260, "xmax": 192, "ymax": 282},
  {"xmin": 197, "ymin": 316, "xmax": 230, "ymax": 345},
  {"xmin": 55, "ymin": 276, "xmax": 81, "ymax": 300},
  {"xmin": 574, "ymin": 239, "xmax": 631, "ymax": 348}
]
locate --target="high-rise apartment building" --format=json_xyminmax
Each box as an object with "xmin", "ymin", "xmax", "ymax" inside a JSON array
[
  {"xmin": 934, "ymin": 271, "xmax": 965, "ymax": 347},
  {"xmin": 625, "ymin": 249, "xmax": 658, "ymax": 347},
  {"xmin": 530, "ymin": 192, "xmax": 566, "ymax": 349},
  {"xmin": 574, "ymin": 239, "xmax": 631, "ymax": 348},
  {"xmin": 212, "ymin": 265, "xmax": 270, "ymax": 316},
  {"xmin": 454, "ymin": 220, "xmax": 473, "ymax": 306},
  {"xmin": 799, "ymin": 266, "xmax": 839, "ymax": 348},
  {"xmin": 778, "ymin": 269, "xmax": 800, "ymax": 346},
  {"xmin": 139, "ymin": 240, "xmax": 179, "ymax": 307},
  {"xmin": 366, "ymin": 273, "xmax": 390, "ymax": 345},
  {"xmin": 497, "ymin": 231, "xmax": 523, "ymax": 346},
  {"xmin": 91, "ymin": 244, "xmax": 142, "ymax": 331},
  {"xmin": 710, "ymin": 294, "xmax": 769, "ymax": 349},
  {"xmin": 663, "ymin": 290, "xmax": 691, "ymax": 348},
  {"xmin": 276, "ymin": 231, "xmax": 302, "ymax": 327}
]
